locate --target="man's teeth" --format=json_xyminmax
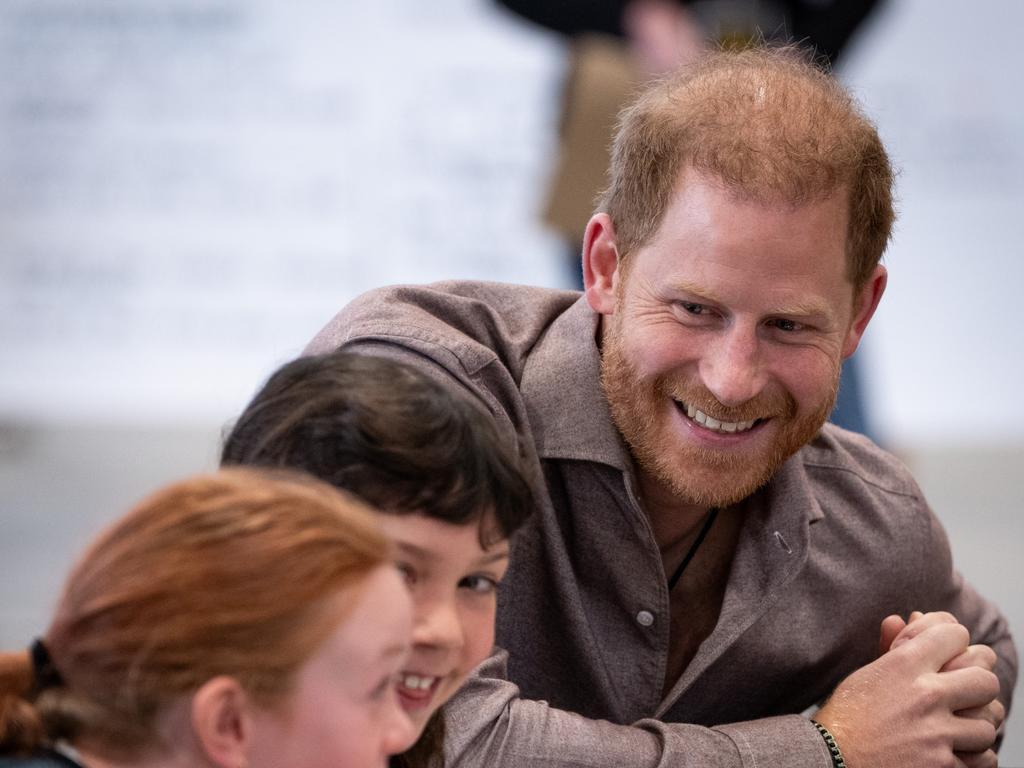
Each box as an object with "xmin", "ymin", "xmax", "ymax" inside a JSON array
[
  {"xmin": 400, "ymin": 674, "xmax": 436, "ymax": 691},
  {"xmin": 683, "ymin": 403, "xmax": 756, "ymax": 434}
]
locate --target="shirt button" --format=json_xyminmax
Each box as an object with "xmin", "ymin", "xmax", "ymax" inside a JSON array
[{"xmin": 636, "ymin": 610, "xmax": 655, "ymax": 627}]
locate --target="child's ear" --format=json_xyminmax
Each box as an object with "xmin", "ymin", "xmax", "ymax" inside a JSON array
[{"xmin": 191, "ymin": 676, "xmax": 254, "ymax": 768}]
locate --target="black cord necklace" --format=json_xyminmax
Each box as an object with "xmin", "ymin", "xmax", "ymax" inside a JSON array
[{"xmin": 667, "ymin": 507, "xmax": 719, "ymax": 592}]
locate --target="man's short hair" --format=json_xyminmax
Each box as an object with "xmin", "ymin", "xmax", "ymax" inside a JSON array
[{"xmin": 599, "ymin": 46, "xmax": 894, "ymax": 291}]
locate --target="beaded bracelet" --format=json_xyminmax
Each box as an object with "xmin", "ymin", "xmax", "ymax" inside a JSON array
[{"xmin": 810, "ymin": 719, "xmax": 847, "ymax": 768}]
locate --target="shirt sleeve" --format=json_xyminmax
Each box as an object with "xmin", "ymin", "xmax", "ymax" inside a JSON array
[
  {"xmin": 916, "ymin": 504, "xmax": 1018, "ymax": 739},
  {"xmin": 443, "ymin": 650, "xmax": 834, "ymax": 768}
]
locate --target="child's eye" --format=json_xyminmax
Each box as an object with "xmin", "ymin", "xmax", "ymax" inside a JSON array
[
  {"xmin": 396, "ymin": 562, "xmax": 417, "ymax": 586},
  {"xmin": 459, "ymin": 575, "xmax": 499, "ymax": 594}
]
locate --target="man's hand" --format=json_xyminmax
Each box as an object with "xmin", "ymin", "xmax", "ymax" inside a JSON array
[
  {"xmin": 815, "ymin": 621, "xmax": 1001, "ymax": 768},
  {"xmin": 873, "ymin": 611, "xmax": 1006, "ymax": 767}
]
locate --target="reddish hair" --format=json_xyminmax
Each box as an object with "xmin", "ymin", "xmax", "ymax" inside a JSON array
[
  {"xmin": 0, "ymin": 468, "xmax": 388, "ymax": 758},
  {"xmin": 600, "ymin": 46, "xmax": 894, "ymax": 290}
]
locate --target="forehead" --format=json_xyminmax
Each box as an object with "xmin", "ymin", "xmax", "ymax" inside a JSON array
[
  {"xmin": 377, "ymin": 512, "xmax": 507, "ymax": 562},
  {"xmin": 630, "ymin": 170, "xmax": 853, "ymax": 302}
]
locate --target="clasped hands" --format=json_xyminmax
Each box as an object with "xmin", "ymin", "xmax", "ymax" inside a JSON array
[{"xmin": 815, "ymin": 611, "xmax": 1003, "ymax": 768}]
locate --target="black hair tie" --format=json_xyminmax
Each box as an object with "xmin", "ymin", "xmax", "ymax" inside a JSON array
[{"xmin": 29, "ymin": 638, "xmax": 64, "ymax": 696}]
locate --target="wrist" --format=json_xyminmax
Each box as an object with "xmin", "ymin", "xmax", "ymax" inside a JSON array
[{"xmin": 810, "ymin": 719, "xmax": 847, "ymax": 768}]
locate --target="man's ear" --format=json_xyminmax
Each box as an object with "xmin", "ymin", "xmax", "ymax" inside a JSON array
[
  {"xmin": 191, "ymin": 676, "xmax": 254, "ymax": 768},
  {"xmin": 582, "ymin": 213, "xmax": 622, "ymax": 316},
  {"xmin": 842, "ymin": 264, "xmax": 887, "ymax": 359}
]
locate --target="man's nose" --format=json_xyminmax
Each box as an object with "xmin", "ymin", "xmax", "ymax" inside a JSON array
[{"xmin": 698, "ymin": 326, "xmax": 766, "ymax": 407}]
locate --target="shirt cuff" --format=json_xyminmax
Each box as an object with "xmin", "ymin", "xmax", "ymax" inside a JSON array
[{"xmin": 715, "ymin": 715, "xmax": 834, "ymax": 768}]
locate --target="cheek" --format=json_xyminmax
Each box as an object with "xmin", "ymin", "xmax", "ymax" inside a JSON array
[
  {"xmin": 267, "ymin": 699, "xmax": 373, "ymax": 768},
  {"xmin": 458, "ymin": 602, "xmax": 497, "ymax": 673},
  {"xmin": 769, "ymin": 349, "xmax": 841, "ymax": 408},
  {"xmin": 622, "ymin": 326, "xmax": 697, "ymax": 377},
  {"xmin": 324, "ymin": 712, "xmax": 381, "ymax": 767}
]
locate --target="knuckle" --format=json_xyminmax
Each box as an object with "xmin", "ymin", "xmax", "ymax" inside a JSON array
[{"xmin": 974, "ymin": 644, "xmax": 997, "ymax": 669}]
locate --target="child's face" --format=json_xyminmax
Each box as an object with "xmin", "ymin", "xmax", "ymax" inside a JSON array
[
  {"xmin": 378, "ymin": 512, "xmax": 510, "ymax": 737},
  {"xmin": 250, "ymin": 565, "xmax": 417, "ymax": 768}
]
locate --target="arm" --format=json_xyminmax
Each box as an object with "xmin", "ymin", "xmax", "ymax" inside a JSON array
[
  {"xmin": 449, "ymin": 624, "xmax": 1000, "ymax": 768},
  {"xmin": 444, "ymin": 649, "xmax": 832, "ymax": 768}
]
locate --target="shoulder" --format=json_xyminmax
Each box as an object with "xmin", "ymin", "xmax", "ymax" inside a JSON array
[
  {"xmin": 792, "ymin": 423, "xmax": 938, "ymax": 552},
  {"xmin": 799, "ymin": 423, "xmax": 922, "ymax": 500},
  {"xmin": 306, "ymin": 280, "xmax": 580, "ymax": 365}
]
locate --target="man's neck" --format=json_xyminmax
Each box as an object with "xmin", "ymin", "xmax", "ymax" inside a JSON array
[{"xmin": 636, "ymin": 469, "xmax": 716, "ymax": 551}]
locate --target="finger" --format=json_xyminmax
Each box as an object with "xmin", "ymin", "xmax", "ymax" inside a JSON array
[
  {"xmin": 891, "ymin": 622, "xmax": 969, "ymax": 670},
  {"xmin": 879, "ymin": 614, "xmax": 906, "ymax": 655},
  {"xmin": 942, "ymin": 644, "xmax": 997, "ymax": 673},
  {"xmin": 949, "ymin": 714, "xmax": 998, "ymax": 753},
  {"xmin": 956, "ymin": 699, "xmax": 1005, "ymax": 730},
  {"xmin": 889, "ymin": 611, "xmax": 959, "ymax": 651},
  {"xmin": 956, "ymin": 749, "xmax": 998, "ymax": 768},
  {"xmin": 937, "ymin": 666, "xmax": 1001, "ymax": 714}
]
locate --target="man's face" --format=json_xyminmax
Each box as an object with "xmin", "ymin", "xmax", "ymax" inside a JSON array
[{"xmin": 594, "ymin": 170, "xmax": 878, "ymax": 508}]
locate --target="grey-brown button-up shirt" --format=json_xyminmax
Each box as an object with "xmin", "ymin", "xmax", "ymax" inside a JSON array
[{"xmin": 307, "ymin": 280, "xmax": 1016, "ymax": 768}]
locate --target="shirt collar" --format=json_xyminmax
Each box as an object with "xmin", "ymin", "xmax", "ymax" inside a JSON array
[{"xmin": 519, "ymin": 294, "xmax": 631, "ymax": 471}]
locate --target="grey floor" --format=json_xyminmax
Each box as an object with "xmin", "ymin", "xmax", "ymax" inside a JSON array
[{"xmin": 1, "ymin": 423, "xmax": 1021, "ymax": 763}]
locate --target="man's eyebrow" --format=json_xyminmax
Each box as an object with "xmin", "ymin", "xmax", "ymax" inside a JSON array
[
  {"xmin": 765, "ymin": 298, "xmax": 834, "ymax": 319},
  {"xmin": 666, "ymin": 279, "xmax": 725, "ymax": 305},
  {"xmin": 668, "ymin": 279, "xmax": 833, "ymax": 319}
]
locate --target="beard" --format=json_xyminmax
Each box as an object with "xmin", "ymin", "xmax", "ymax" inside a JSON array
[{"xmin": 600, "ymin": 321, "xmax": 838, "ymax": 509}]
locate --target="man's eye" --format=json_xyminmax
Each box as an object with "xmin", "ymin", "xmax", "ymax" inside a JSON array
[
  {"xmin": 770, "ymin": 318, "xmax": 803, "ymax": 332},
  {"xmin": 680, "ymin": 302, "xmax": 707, "ymax": 315}
]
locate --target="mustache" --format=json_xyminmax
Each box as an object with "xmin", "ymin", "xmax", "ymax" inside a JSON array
[{"xmin": 657, "ymin": 379, "xmax": 796, "ymax": 422}]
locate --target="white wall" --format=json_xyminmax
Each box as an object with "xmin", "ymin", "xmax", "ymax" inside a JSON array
[
  {"xmin": 0, "ymin": 0, "xmax": 565, "ymax": 426},
  {"xmin": 841, "ymin": 0, "xmax": 1024, "ymax": 445}
]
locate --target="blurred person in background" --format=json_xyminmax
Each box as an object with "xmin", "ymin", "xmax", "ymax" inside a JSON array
[
  {"xmin": 496, "ymin": 0, "xmax": 884, "ymax": 437},
  {"xmin": 221, "ymin": 351, "xmax": 535, "ymax": 768},
  {"xmin": 0, "ymin": 469, "xmax": 416, "ymax": 768},
  {"xmin": 303, "ymin": 47, "xmax": 1014, "ymax": 768}
]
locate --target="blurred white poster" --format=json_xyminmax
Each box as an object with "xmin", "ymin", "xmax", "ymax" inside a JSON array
[
  {"xmin": 0, "ymin": 0, "xmax": 564, "ymax": 424},
  {"xmin": 842, "ymin": 0, "xmax": 1024, "ymax": 443}
]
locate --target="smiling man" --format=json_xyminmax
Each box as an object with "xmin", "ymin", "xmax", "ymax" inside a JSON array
[{"xmin": 306, "ymin": 48, "xmax": 1015, "ymax": 768}]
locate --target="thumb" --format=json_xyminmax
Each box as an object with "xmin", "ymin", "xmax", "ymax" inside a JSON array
[
  {"xmin": 878, "ymin": 614, "xmax": 906, "ymax": 656},
  {"xmin": 888, "ymin": 622, "xmax": 970, "ymax": 673}
]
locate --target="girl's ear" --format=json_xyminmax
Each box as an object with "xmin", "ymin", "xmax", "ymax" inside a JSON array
[{"xmin": 191, "ymin": 676, "xmax": 254, "ymax": 768}]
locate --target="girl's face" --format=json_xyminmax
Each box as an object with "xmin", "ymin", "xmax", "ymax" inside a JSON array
[
  {"xmin": 377, "ymin": 513, "xmax": 510, "ymax": 737},
  {"xmin": 250, "ymin": 566, "xmax": 417, "ymax": 768}
]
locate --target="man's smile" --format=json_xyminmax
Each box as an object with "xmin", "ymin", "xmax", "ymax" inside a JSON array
[{"xmin": 672, "ymin": 399, "xmax": 764, "ymax": 434}]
